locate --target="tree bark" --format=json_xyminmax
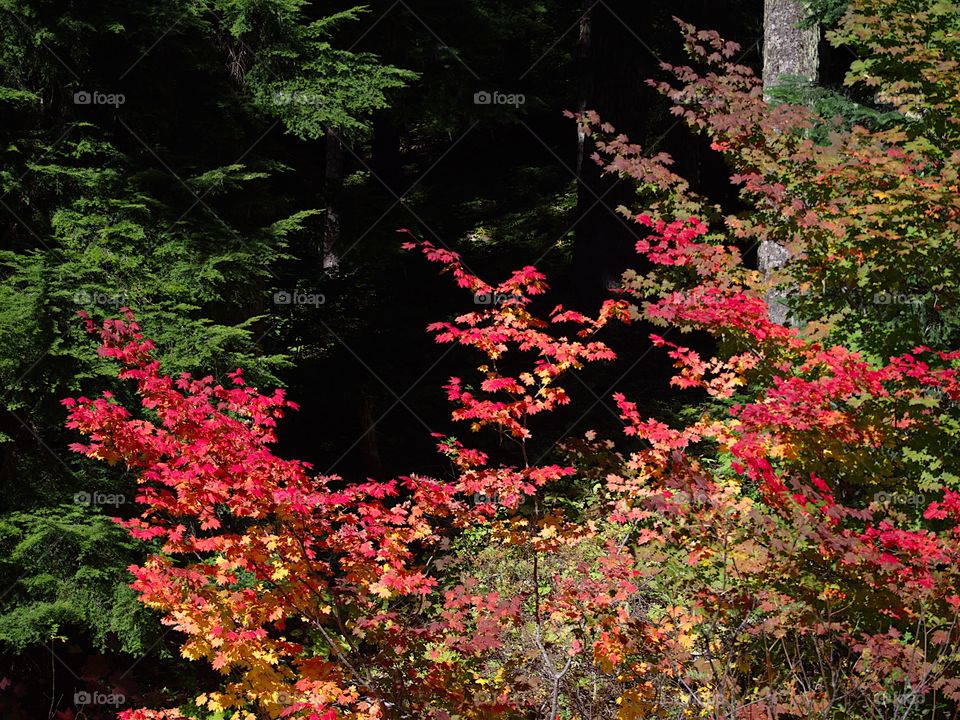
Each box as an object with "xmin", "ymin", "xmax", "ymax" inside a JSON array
[
  {"xmin": 761, "ymin": 0, "xmax": 819, "ymax": 324},
  {"xmin": 323, "ymin": 126, "xmax": 344, "ymax": 271},
  {"xmin": 371, "ymin": 111, "xmax": 403, "ymax": 197},
  {"xmin": 572, "ymin": 0, "xmax": 651, "ymax": 311},
  {"xmin": 357, "ymin": 389, "xmax": 383, "ymax": 479},
  {"xmin": 762, "ymin": 0, "xmax": 819, "ymax": 92}
]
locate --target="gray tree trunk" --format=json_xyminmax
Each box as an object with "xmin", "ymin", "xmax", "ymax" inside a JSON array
[
  {"xmin": 323, "ymin": 126, "xmax": 344, "ymax": 271},
  {"xmin": 763, "ymin": 0, "xmax": 819, "ymax": 92},
  {"xmin": 761, "ymin": 0, "xmax": 819, "ymax": 324}
]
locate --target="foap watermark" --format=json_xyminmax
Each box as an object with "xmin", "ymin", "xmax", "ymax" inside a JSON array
[
  {"xmin": 73, "ymin": 90, "xmax": 125, "ymax": 108},
  {"xmin": 874, "ymin": 90, "xmax": 923, "ymax": 119},
  {"xmin": 74, "ymin": 690, "xmax": 126, "ymax": 707},
  {"xmin": 473, "ymin": 491, "xmax": 501, "ymax": 505},
  {"xmin": 273, "ymin": 91, "xmax": 324, "ymax": 106},
  {"xmin": 873, "ymin": 291, "xmax": 924, "ymax": 306},
  {"xmin": 870, "ymin": 686, "xmax": 923, "ymax": 707},
  {"xmin": 73, "ymin": 289, "xmax": 128, "ymax": 308},
  {"xmin": 473, "ymin": 290, "xmax": 513, "ymax": 305},
  {"xmin": 873, "ymin": 491, "xmax": 926, "ymax": 508},
  {"xmin": 273, "ymin": 290, "xmax": 325, "ymax": 308},
  {"xmin": 74, "ymin": 491, "xmax": 126, "ymax": 508},
  {"xmin": 472, "ymin": 491, "xmax": 533, "ymax": 511},
  {"xmin": 276, "ymin": 690, "xmax": 311, "ymax": 706},
  {"xmin": 922, "ymin": 385, "xmax": 960, "ymax": 407},
  {"xmin": 473, "ymin": 90, "xmax": 525, "ymax": 108}
]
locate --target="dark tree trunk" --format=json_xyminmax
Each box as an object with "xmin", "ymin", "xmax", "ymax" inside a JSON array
[
  {"xmin": 357, "ymin": 389, "xmax": 383, "ymax": 479},
  {"xmin": 371, "ymin": 111, "xmax": 403, "ymax": 197},
  {"xmin": 572, "ymin": 0, "xmax": 651, "ymax": 311},
  {"xmin": 323, "ymin": 126, "xmax": 344, "ymax": 270}
]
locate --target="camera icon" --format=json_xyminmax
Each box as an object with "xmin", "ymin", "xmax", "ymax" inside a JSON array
[
  {"xmin": 273, "ymin": 290, "xmax": 292, "ymax": 305},
  {"xmin": 873, "ymin": 491, "xmax": 891, "ymax": 504},
  {"xmin": 74, "ymin": 691, "xmax": 91, "ymax": 705},
  {"xmin": 73, "ymin": 491, "xmax": 92, "ymax": 506},
  {"xmin": 73, "ymin": 289, "xmax": 91, "ymax": 305},
  {"xmin": 73, "ymin": 91, "xmax": 92, "ymax": 105},
  {"xmin": 273, "ymin": 91, "xmax": 291, "ymax": 105},
  {"xmin": 873, "ymin": 292, "xmax": 892, "ymax": 305},
  {"xmin": 473, "ymin": 91, "xmax": 492, "ymax": 105}
]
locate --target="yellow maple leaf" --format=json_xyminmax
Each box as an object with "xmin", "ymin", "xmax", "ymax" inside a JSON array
[
  {"xmin": 369, "ymin": 582, "xmax": 393, "ymax": 599},
  {"xmin": 271, "ymin": 566, "xmax": 290, "ymax": 581}
]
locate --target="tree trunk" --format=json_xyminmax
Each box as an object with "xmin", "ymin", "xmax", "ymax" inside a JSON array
[
  {"xmin": 572, "ymin": 0, "xmax": 651, "ymax": 311},
  {"xmin": 371, "ymin": 111, "xmax": 403, "ymax": 198},
  {"xmin": 357, "ymin": 389, "xmax": 383, "ymax": 479},
  {"xmin": 323, "ymin": 126, "xmax": 344, "ymax": 271},
  {"xmin": 575, "ymin": 0, "xmax": 591, "ymax": 181},
  {"xmin": 763, "ymin": 0, "xmax": 819, "ymax": 91},
  {"xmin": 760, "ymin": 0, "xmax": 819, "ymax": 324}
]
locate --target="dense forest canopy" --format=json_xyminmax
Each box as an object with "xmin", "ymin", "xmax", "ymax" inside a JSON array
[{"xmin": 3, "ymin": 0, "xmax": 960, "ymax": 718}]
